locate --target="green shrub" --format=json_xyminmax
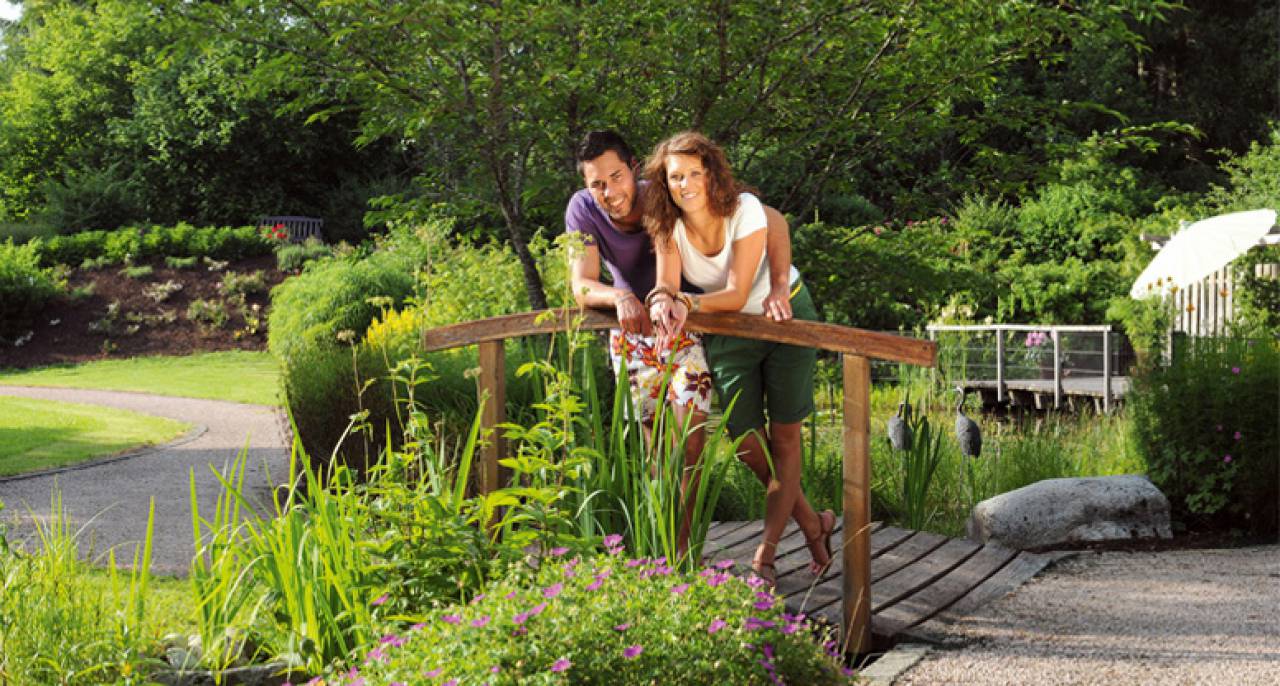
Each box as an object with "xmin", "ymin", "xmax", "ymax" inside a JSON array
[
  {"xmin": 0, "ymin": 222, "xmax": 55, "ymax": 244},
  {"xmin": 274, "ymin": 237, "xmax": 331, "ymax": 272},
  {"xmin": 219, "ymin": 269, "xmax": 268, "ymax": 297},
  {"xmin": 268, "ymin": 247, "xmax": 418, "ymax": 462},
  {"xmin": 792, "ymin": 218, "xmax": 982, "ymax": 330},
  {"xmin": 37, "ymin": 163, "xmax": 147, "ymax": 234},
  {"xmin": 38, "ymin": 224, "xmax": 272, "ymax": 268},
  {"xmin": 121, "ymin": 264, "xmax": 154, "ymax": 280},
  {"xmin": 344, "ymin": 554, "xmax": 853, "ymax": 685},
  {"xmin": 165, "ymin": 255, "xmax": 198, "ymax": 269},
  {"xmin": 187, "ymin": 298, "xmax": 229, "ymax": 331},
  {"xmin": 0, "ymin": 239, "xmax": 64, "ymax": 340},
  {"xmin": 1129, "ymin": 336, "xmax": 1279, "ymax": 536}
]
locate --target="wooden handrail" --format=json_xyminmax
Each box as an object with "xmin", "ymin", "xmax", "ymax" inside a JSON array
[
  {"xmin": 423, "ymin": 308, "xmax": 936, "ymax": 366},
  {"xmin": 422, "ymin": 307, "xmax": 935, "ymax": 656}
]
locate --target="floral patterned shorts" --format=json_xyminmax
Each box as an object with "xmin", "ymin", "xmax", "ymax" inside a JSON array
[{"xmin": 608, "ymin": 329, "xmax": 713, "ymax": 425}]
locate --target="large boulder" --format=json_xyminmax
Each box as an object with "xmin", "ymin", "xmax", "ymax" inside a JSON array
[{"xmin": 967, "ymin": 475, "xmax": 1172, "ymax": 550}]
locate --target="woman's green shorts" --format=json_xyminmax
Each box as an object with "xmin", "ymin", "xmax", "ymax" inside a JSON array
[{"xmin": 704, "ymin": 282, "xmax": 818, "ymax": 437}]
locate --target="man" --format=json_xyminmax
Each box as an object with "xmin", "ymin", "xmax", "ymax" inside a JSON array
[{"xmin": 566, "ymin": 131, "xmax": 832, "ymax": 571}]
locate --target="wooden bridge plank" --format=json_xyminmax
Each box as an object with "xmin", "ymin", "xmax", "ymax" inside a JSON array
[
  {"xmin": 874, "ymin": 544, "xmax": 1019, "ymax": 637},
  {"xmin": 869, "ymin": 538, "xmax": 982, "ymax": 613},
  {"xmin": 870, "ymin": 531, "xmax": 949, "ymax": 582}
]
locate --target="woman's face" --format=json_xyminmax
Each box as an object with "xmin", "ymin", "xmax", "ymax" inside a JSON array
[{"xmin": 664, "ymin": 153, "xmax": 709, "ymax": 215}]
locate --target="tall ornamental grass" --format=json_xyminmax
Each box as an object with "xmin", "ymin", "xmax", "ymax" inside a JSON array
[{"xmin": 0, "ymin": 494, "xmax": 168, "ymax": 685}]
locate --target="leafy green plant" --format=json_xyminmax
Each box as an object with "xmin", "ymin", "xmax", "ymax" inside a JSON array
[
  {"xmin": 187, "ymin": 298, "xmax": 229, "ymax": 332},
  {"xmin": 338, "ymin": 553, "xmax": 854, "ymax": 685},
  {"xmin": 897, "ymin": 410, "xmax": 946, "ymax": 531},
  {"xmin": 274, "ymin": 237, "xmax": 330, "ymax": 272},
  {"xmin": 219, "ymin": 269, "xmax": 268, "ymax": 297},
  {"xmin": 0, "ymin": 490, "xmax": 164, "ymax": 685},
  {"xmin": 121, "ymin": 264, "xmax": 154, "ymax": 279},
  {"xmin": 1, "ymin": 238, "xmax": 65, "ymax": 341},
  {"xmin": 1129, "ymin": 336, "xmax": 1278, "ymax": 535},
  {"xmin": 165, "ymin": 255, "xmax": 199, "ymax": 269}
]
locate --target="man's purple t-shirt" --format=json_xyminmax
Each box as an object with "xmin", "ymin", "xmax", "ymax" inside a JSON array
[{"xmin": 564, "ymin": 188, "xmax": 656, "ymax": 298}]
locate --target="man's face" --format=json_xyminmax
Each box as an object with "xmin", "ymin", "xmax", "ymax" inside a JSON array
[{"xmin": 582, "ymin": 150, "xmax": 638, "ymax": 222}]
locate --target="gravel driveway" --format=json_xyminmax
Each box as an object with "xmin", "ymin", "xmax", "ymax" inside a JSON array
[
  {"xmin": 0, "ymin": 386, "xmax": 289, "ymax": 575},
  {"xmin": 895, "ymin": 544, "xmax": 1280, "ymax": 685}
]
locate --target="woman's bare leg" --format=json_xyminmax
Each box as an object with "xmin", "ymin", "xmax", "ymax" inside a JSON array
[{"xmin": 736, "ymin": 429, "xmax": 827, "ymax": 567}]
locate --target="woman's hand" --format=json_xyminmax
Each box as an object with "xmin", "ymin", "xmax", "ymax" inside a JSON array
[
  {"xmin": 763, "ymin": 283, "xmax": 793, "ymax": 322},
  {"xmin": 649, "ymin": 294, "xmax": 689, "ymax": 350}
]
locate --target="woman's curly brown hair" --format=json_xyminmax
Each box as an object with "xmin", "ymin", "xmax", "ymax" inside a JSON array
[{"xmin": 641, "ymin": 131, "xmax": 753, "ymax": 248}]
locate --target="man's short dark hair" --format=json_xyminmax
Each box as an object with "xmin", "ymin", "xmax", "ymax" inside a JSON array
[{"xmin": 576, "ymin": 130, "xmax": 636, "ymax": 172}]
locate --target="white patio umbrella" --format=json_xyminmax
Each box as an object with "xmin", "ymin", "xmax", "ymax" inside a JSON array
[{"xmin": 1129, "ymin": 208, "xmax": 1277, "ymax": 298}]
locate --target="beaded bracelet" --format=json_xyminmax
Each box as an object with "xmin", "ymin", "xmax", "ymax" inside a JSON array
[{"xmin": 644, "ymin": 287, "xmax": 675, "ymax": 309}]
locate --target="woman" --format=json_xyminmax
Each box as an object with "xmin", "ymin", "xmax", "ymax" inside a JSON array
[{"xmin": 641, "ymin": 131, "xmax": 833, "ymax": 585}]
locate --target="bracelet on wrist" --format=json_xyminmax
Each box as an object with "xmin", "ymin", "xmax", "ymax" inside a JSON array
[
  {"xmin": 614, "ymin": 291, "xmax": 638, "ymax": 306},
  {"xmin": 673, "ymin": 292, "xmax": 693, "ymax": 312},
  {"xmin": 644, "ymin": 287, "xmax": 674, "ymax": 309}
]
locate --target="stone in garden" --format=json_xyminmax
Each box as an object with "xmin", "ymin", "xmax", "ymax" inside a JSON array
[{"xmin": 966, "ymin": 475, "xmax": 1173, "ymax": 550}]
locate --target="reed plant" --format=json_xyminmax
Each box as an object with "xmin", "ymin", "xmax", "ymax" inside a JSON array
[{"xmin": 0, "ymin": 491, "xmax": 165, "ymax": 684}]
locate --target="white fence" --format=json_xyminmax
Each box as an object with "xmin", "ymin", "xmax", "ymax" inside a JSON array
[{"xmin": 1171, "ymin": 263, "xmax": 1280, "ymax": 337}]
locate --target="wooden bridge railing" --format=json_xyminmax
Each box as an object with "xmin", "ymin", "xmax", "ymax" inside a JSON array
[{"xmin": 423, "ymin": 308, "xmax": 936, "ymax": 653}]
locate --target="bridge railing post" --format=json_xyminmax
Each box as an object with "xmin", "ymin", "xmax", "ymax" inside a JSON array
[
  {"xmin": 842, "ymin": 354, "xmax": 872, "ymax": 654},
  {"xmin": 477, "ymin": 339, "xmax": 505, "ymax": 495}
]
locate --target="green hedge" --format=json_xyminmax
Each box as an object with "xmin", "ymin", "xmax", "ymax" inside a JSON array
[
  {"xmin": 0, "ymin": 239, "xmax": 64, "ymax": 341},
  {"xmin": 35, "ymin": 223, "xmax": 273, "ymax": 268},
  {"xmin": 1130, "ymin": 336, "xmax": 1279, "ymax": 537}
]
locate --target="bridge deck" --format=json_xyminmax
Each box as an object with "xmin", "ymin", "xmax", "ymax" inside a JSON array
[{"xmin": 703, "ymin": 520, "xmax": 1058, "ymax": 649}]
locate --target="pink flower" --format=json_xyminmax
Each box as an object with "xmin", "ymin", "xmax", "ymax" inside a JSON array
[
  {"xmin": 707, "ymin": 618, "xmax": 727, "ymax": 634},
  {"xmin": 603, "ymin": 533, "xmax": 623, "ymax": 549},
  {"xmin": 380, "ymin": 634, "xmax": 405, "ymax": 647},
  {"xmin": 410, "ymin": 623, "xmax": 426, "ymax": 631},
  {"xmin": 490, "ymin": 666, "xmax": 501, "ymax": 673},
  {"xmin": 543, "ymin": 583, "xmax": 563, "ymax": 599},
  {"xmin": 614, "ymin": 622, "xmax": 631, "ymax": 632},
  {"xmin": 782, "ymin": 622, "xmax": 800, "ymax": 635},
  {"xmin": 471, "ymin": 593, "xmax": 486, "ymax": 604},
  {"xmin": 1234, "ymin": 431, "xmax": 1243, "ymax": 441},
  {"xmin": 529, "ymin": 602, "xmax": 548, "ymax": 615},
  {"xmin": 625, "ymin": 558, "xmax": 646, "ymax": 568},
  {"xmin": 1224, "ymin": 454, "xmax": 1233, "ymax": 463},
  {"xmin": 444, "ymin": 680, "xmax": 459, "ymax": 686},
  {"xmin": 441, "ymin": 614, "xmax": 462, "ymax": 625},
  {"xmin": 471, "ymin": 615, "xmax": 490, "ymax": 628},
  {"xmin": 550, "ymin": 658, "xmax": 572, "ymax": 673},
  {"xmin": 586, "ymin": 578, "xmax": 604, "ymax": 591},
  {"xmin": 714, "ymin": 559, "xmax": 736, "ymax": 570},
  {"xmin": 1231, "ymin": 366, "xmax": 1241, "ymax": 374},
  {"xmin": 424, "ymin": 669, "xmax": 442, "ymax": 678},
  {"xmin": 504, "ymin": 590, "xmax": 517, "ymax": 600},
  {"xmin": 550, "ymin": 546, "xmax": 570, "ymax": 556},
  {"xmin": 754, "ymin": 599, "xmax": 774, "ymax": 611},
  {"xmin": 745, "ymin": 616, "xmax": 775, "ymax": 631},
  {"xmin": 623, "ymin": 645, "xmax": 643, "ymax": 659},
  {"xmin": 671, "ymin": 583, "xmax": 690, "ymax": 595},
  {"xmin": 746, "ymin": 575, "xmax": 766, "ymax": 589},
  {"xmin": 706, "ymin": 572, "xmax": 730, "ymax": 587},
  {"xmin": 371, "ymin": 594, "xmax": 389, "ymax": 606}
]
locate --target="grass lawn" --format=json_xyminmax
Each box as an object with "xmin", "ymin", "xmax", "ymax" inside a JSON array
[
  {"xmin": 0, "ymin": 350, "xmax": 280, "ymax": 406},
  {"xmin": 0, "ymin": 396, "xmax": 190, "ymax": 477}
]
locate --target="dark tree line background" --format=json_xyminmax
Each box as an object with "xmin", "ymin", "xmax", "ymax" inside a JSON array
[{"xmin": 1, "ymin": 0, "xmax": 1276, "ymax": 323}]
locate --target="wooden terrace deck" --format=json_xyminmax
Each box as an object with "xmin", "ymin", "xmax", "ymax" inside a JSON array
[
  {"xmin": 703, "ymin": 520, "xmax": 1059, "ymax": 649},
  {"xmin": 961, "ymin": 376, "xmax": 1132, "ymax": 412}
]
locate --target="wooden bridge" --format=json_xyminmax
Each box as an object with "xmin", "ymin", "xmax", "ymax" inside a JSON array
[
  {"xmin": 927, "ymin": 324, "xmax": 1131, "ymax": 412},
  {"xmin": 703, "ymin": 519, "xmax": 1058, "ymax": 649},
  {"xmin": 423, "ymin": 307, "xmax": 937, "ymax": 654}
]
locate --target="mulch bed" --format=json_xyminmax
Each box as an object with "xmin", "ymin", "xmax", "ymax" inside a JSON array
[{"xmin": 1, "ymin": 255, "xmax": 285, "ymax": 370}]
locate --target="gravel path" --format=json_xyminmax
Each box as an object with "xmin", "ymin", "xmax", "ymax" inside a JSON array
[
  {"xmin": 896, "ymin": 545, "xmax": 1280, "ymax": 685},
  {"xmin": 0, "ymin": 386, "xmax": 288, "ymax": 575}
]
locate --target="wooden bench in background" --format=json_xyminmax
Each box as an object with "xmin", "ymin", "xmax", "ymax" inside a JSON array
[
  {"xmin": 259, "ymin": 215, "xmax": 324, "ymax": 243},
  {"xmin": 422, "ymin": 307, "xmax": 937, "ymax": 654}
]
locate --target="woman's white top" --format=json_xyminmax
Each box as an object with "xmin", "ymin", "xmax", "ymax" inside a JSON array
[{"xmin": 673, "ymin": 192, "xmax": 800, "ymax": 315}]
